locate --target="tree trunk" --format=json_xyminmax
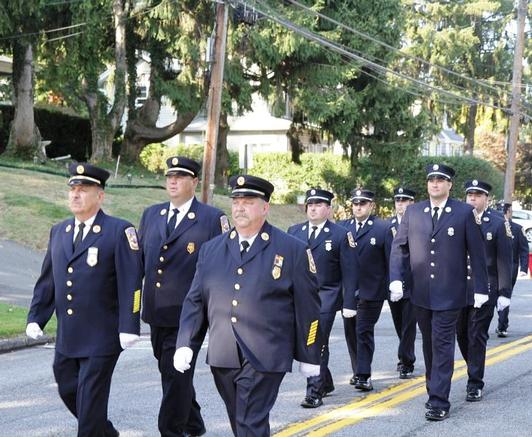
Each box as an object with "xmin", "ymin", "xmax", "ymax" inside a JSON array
[
  {"xmin": 215, "ymin": 112, "xmax": 229, "ymax": 188},
  {"xmin": 86, "ymin": 0, "xmax": 127, "ymax": 163},
  {"xmin": 6, "ymin": 42, "xmax": 41, "ymax": 160},
  {"xmin": 464, "ymin": 103, "xmax": 477, "ymax": 155},
  {"xmin": 287, "ymin": 123, "xmax": 303, "ymax": 164}
]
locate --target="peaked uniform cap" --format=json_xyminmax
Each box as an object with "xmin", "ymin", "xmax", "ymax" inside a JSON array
[
  {"xmin": 229, "ymin": 174, "xmax": 274, "ymax": 201},
  {"xmin": 165, "ymin": 156, "xmax": 201, "ymax": 177},
  {"xmin": 68, "ymin": 162, "xmax": 110, "ymax": 188}
]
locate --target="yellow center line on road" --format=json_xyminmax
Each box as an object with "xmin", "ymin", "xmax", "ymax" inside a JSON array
[{"xmin": 275, "ymin": 335, "xmax": 532, "ymax": 437}]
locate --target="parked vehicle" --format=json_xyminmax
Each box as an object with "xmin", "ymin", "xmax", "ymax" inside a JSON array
[{"xmin": 512, "ymin": 209, "xmax": 532, "ymax": 245}]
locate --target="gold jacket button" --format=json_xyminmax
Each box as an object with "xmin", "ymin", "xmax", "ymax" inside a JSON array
[
  {"xmin": 237, "ymin": 268, "xmax": 243, "ymax": 275},
  {"xmin": 430, "ymin": 262, "xmax": 435, "ymax": 267},
  {"xmin": 159, "ymin": 256, "xmax": 165, "ymax": 262},
  {"xmin": 231, "ymin": 317, "xmax": 237, "ymax": 323},
  {"xmin": 157, "ymin": 269, "xmax": 163, "ymax": 275},
  {"xmin": 430, "ymin": 274, "xmax": 434, "ymax": 279},
  {"xmin": 163, "ymin": 245, "xmax": 168, "ymax": 250},
  {"xmin": 156, "ymin": 282, "xmax": 161, "ymax": 288},
  {"xmin": 232, "ymin": 300, "xmax": 238, "ymax": 306},
  {"xmin": 234, "ymin": 284, "xmax": 240, "ymax": 290},
  {"xmin": 67, "ymin": 267, "xmax": 73, "ymax": 273},
  {"xmin": 66, "ymin": 280, "xmax": 73, "ymax": 287},
  {"xmin": 431, "ymin": 238, "xmax": 436, "ymax": 243},
  {"xmin": 67, "ymin": 309, "xmax": 73, "ymax": 315},
  {"xmin": 66, "ymin": 294, "xmax": 73, "ymax": 301}
]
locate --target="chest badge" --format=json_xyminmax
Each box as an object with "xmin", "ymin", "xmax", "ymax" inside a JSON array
[
  {"xmin": 87, "ymin": 247, "xmax": 98, "ymax": 267},
  {"xmin": 448, "ymin": 227, "xmax": 455, "ymax": 237},
  {"xmin": 347, "ymin": 231, "xmax": 356, "ymax": 248},
  {"xmin": 486, "ymin": 232, "xmax": 492, "ymax": 241},
  {"xmin": 272, "ymin": 254, "xmax": 284, "ymax": 280},
  {"xmin": 325, "ymin": 240, "xmax": 332, "ymax": 251},
  {"xmin": 187, "ymin": 242, "xmax": 195, "ymax": 254},
  {"xmin": 391, "ymin": 226, "xmax": 397, "ymax": 238},
  {"xmin": 370, "ymin": 237, "xmax": 376, "ymax": 245}
]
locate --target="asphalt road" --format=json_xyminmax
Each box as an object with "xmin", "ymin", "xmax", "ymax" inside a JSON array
[{"xmin": 1, "ymin": 240, "xmax": 531, "ymax": 436}]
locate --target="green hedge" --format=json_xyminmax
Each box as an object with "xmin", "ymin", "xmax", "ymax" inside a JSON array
[
  {"xmin": 0, "ymin": 104, "xmax": 91, "ymax": 160},
  {"xmin": 139, "ymin": 143, "xmax": 239, "ymax": 176}
]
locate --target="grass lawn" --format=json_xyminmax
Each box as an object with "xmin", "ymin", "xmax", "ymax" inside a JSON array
[
  {"xmin": 0, "ymin": 164, "xmax": 306, "ymax": 250},
  {"xmin": 0, "ymin": 303, "xmax": 57, "ymax": 338}
]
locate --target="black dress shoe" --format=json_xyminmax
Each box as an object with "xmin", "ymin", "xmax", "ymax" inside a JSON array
[
  {"xmin": 320, "ymin": 384, "xmax": 335, "ymax": 396},
  {"xmin": 496, "ymin": 328, "xmax": 508, "ymax": 338},
  {"xmin": 349, "ymin": 376, "xmax": 358, "ymax": 385},
  {"xmin": 399, "ymin": 366, "xmax": 414, "ymax": 379},
  {"xmin": 425, "ymin": 408, "xmax": 450, "ymax": 421},
  {"xmin": 354, "ymin": 377, "xmax": 373, "ymax": 391},
  {"xmin": 300, "ymin": 396, "xmax": 323, "ymax": 408},
  {"xmin": 424, "ymin": 401, "xmax": 432, "ymax": 410},
  {"xmin": 466, "ymin": 388, "xmax": 483, "ymax": 402},
  {"xmin": 396, "ymin": 362, "xmax": 403, "ymax": 372}
]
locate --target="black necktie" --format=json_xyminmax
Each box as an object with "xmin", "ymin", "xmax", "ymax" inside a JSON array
[
  {"xmin": 73, "ymin": 222, "xmax": 85, "ymax": 251},
  {"xmin": 240, "ymin": 240, "xmax": 250, "ymax": 258},
  {"xmin": 432, "ymin": 207, "xmax": 440, "ymax": 229},
  {"xmin": 166, "ymin": 208, "xmax": 179, "ymax": 237},
  {"xmin": 309, "ymin": 226, "xmax": 318, "ymax": 242},
  {"xmin": 355, "ymin": 221, "xmax": 363, "ymax": 236}
]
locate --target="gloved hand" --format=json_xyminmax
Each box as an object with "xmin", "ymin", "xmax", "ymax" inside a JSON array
[
  {"xmin": 518, "ymin": 271, "xmax": 528, "ymax": 278},
  {"xmin": 173, "ymin": 347, "xmax": 193, "ymax": 373},
  {"xmin": 342, "ymin": 308, "xmax": 357, "ymax": 318},
  {"xmin": 473, "ymin": 293, "xmax": 489, "ymax": 308},
  {"xmin": 26, "ymin": 322, "xmax": 43, "ymax": 340},
  {"xmin": 497, "ymin": 296, "xmax": 511, "ymax": 311},
  {"xmin": 119, "ymin": 333, "xmax": 140, "ymax": 349},
  {"xmin": 389, "ymin": 280, "xmax": 403, "ymax": 302},
  {"xmin": 299, "ymin": 362, "xmax": 321, "ymax": 378}
]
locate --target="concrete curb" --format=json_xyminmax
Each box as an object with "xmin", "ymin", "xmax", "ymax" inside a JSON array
[{"xmin": 0, "ymin": 335, "xmax": 55, "ymax": 354}]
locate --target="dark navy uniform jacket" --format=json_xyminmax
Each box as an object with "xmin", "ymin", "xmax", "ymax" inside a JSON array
[
  {"xmin": 28, "ymin": 210, "xmax": 142, "ymax": 357},
  {"xmin": 287, "ymin": 219, "xmax": 359, "ymax": 313},
  {"xmin": 176, "ymin": 222, "xmax": 322, "ymax": 373},
  {"xmin": 509, "ymin": 220, "xmax": 529, "ymax": 282},
  {"xmin": 138, "ymin": 197, "xmax": 228, "ymax": 327},
  {"xmin": 466, "ymin": 209, "xmax": 512, "ymax": 305},
  {"xmin": 390, "ymin": 199, "xmax": 489, "ymax": 311},
  {"xmin": 338, "ymin": 215, "xmax": 392, "ymax": 301},
  {"xmin": 388, "ymin": 216, "xmax": 413, "ymax": 299}
]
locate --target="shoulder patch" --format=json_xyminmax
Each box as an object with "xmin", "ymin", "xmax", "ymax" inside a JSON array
[
  {"xmin": 125, "ymin": 227, "xmax": 139, "ymax": 251},
  {"xmin": 220, "ymin": 215, "xmax": 230, "ymax": 233},
  {"xmin": 504, "ymin": 220, "xmax": 513, "ymax": 238},
  {"xmin": 306, "ymin": 248, "xmax": 317, "ymax": 274},
  {"xmin": 472, "ymin": 209, "xmax": 482, "ymax": 225},
  {"xmin": 347, "ymin": 231, "xmax": 356, "ymax": 248}
]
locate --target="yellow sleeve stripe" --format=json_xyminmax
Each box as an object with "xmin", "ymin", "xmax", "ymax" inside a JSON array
[
  {"xmin": 307, "ymin": 320, "xmax": 319, "ymax": 346},
  {"xmin": 133, "ymin": 290, "xmax": 141, "ymax": 313}
]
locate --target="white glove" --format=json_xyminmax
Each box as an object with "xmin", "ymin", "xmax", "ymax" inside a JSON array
[
  {"xmin": 173, "ymin": 347, "xmax": 193, "ymax": 373},
  {"xmin": 518, "ymin": 271, "xmax": 528, "ymax": 278},
  {"xmin": 497, "ymin": 296, "xmax": 511, "ymax": 312},
  {"xmin": 389, "ymin": 280, "xmax": 403, "ymax": 302},
  {"xmin": 299, "ymin": 362, "xmax": 321, "ymax": 378},
  {"xmin": 342, "ymin": 308, "xmax": 357, "ymax": 318},
  {"xmin": 119, "ymin": 333, "xmax": 140, "ymax": 349},
  {"xmin": 25, "ymin": 322, "xmax": 43, "ymax": 340},
  {"xmin": 473, "ymin": 293, "xmax": 489, "ymax": 308}
]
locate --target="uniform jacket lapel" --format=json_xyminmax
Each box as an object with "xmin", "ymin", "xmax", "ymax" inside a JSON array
[
  {"xmin": 310, "ymin": 220, "xmax": 331, "ymax": 250},
  {"xmin": 241, "ymin": 222, "xmax": 272, "ymax": 265},
  {"xmin": 432, "ymin": 200, "xmax": 454, "ymax": 237},
  {"xmin": 62, "ymin": 217, "xmax": 76, "ymax": 259},
  {"xmin": 158, "ymin": 202, "xmax": 170, "ymax": 242},
  {"xmin": 71, "ymin": 209, "xmax": 105, "ymax": 261},
  {"xmin": 166, "ymin": 197, "xmax": 199, "ymax": 244},
  {"xmin": 355, "ymin": 216, "xmax": 372, "ymax": 242}
]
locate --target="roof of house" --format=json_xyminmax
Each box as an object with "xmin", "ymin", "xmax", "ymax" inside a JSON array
[{"xmin": 438, "ymin": 127, "xmax": 464, "ymax": 144}]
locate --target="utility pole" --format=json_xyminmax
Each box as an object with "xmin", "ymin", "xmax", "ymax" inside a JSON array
[
  {"xmin": 503, "ymin": 0, "xmax": 527, "ymax": 203},
  {"xmin": 201, "ymin": 1, "xmax": 229, "ymax": 204}
]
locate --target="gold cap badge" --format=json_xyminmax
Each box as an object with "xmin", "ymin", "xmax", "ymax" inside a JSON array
[
  {"xmin": 172, "ymin": 157, "xmax": 178, "ymax": 165},
  {"xmin": 237, "ymin": 176, "xmax": 245, "ymax": 186},
  {"xmin": 76, "ymin": 165, "xmax": 84, "ymax": 174}
]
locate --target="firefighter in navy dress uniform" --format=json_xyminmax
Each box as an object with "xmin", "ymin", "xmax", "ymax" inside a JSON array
[
  {"xmin": 388, "ymin": 187, "xmax": 417, "ymax": 379},
  {"xmin": 287, "ymin": 188, "xmax": 358, "ymax": 408},
  {"xmin": 173, "ymin": 175, "xmax": 322, "ymax": 436},
  {"xmin": 456, "ymin": 179, "xmax": 512, "ymax": 402},
  {"xmin": 496, "ymin": 202, "xmax": 529, "ymax": 337},
  {"xmin": 138, "ymin": 156, "xmax": 229, "ymax": 436},
  {"xmin": 26, "ymin": 162, "xmax": 142, "ymax": 437},
  {"xmin": 338, "ymin": 189, "xmax": 392, "ymax": 391},
  {"xmin": 389, "ymin": 164, "xmax": 489, "ymax": 421}
]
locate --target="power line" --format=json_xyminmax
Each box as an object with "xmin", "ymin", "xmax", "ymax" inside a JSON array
[{"xmin": 235, "ymin": 0, "xmax": 531, "ymax": 119}]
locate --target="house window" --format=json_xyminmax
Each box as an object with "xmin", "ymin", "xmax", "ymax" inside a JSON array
[{"xmin": 135, "ymin": 86, "xmax": 148, "ymax": 107}]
